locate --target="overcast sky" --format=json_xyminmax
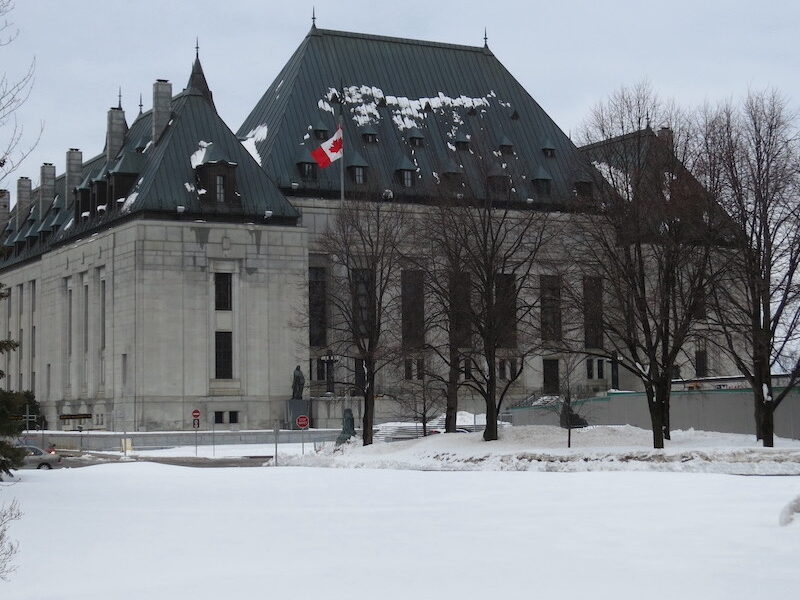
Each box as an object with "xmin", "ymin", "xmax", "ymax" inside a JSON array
[{"xmin": 3, "ymin": 0, "xmax": 798, "ymax": 205}]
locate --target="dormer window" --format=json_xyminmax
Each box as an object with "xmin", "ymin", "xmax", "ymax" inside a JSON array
[
  {"xmin": 499, "ymin": 143, "xmax": 513, "ymax": 155},
  {"xmin": 542, "ymin": 139, "xmax": 556, "ymax": 158},
  {"xmin": 299, "ymin": 162, "xmax": 317, "ymax": 180},
  {"xmin": 352, "ymin": 166, "xmax": 366, "ymax": 185},
  {"xmin": 533, "ymin": 178, "xmax": 551, "ymax": 197},
  {"xmin": 487, "ymin": 175, "xmax": 511, "ymax": 198},
  {"xmin": 215, "ymin": 175, "xmax": 226, "ymax": 203},
  {"xmin": 575, "ymin": 181, "xmax": 593, "ymax": 199},
  {"xmin": 408, "ymin": 128, "xmax": 424, "ymax": 148},
  {"xmin": 314, "ymin": 128, "xmax": 329, "ymax": 141},
  {"xmin": 363, "ymin": 133, "xmax": 378, "ymax": 144},
  {"xmin": 455, "ymin": 140, "xmax": 469, "ymax": 151},
  {"xmin": 399, "ymin": 170, "xmax": 414, "ymax": 188}
]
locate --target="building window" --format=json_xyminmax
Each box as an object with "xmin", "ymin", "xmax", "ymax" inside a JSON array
[
  {"xmin": 83, "ymin": 284, "xmax": 89, "ymax": 353},
  {"xmin": 314, "ymin": 128, "xmax": 328, "ymax": 141},
  {"xmin": 455, "ymin": 140, "xmax": 469, "ymax": 151},
  {"xmin": 215, "ymin": 175, "xmax": 225, "ymax": 203},
  {"xmin": 229, "ymin": 410, "xmax": 239, "ymax": 424},
  {"xmin": 300, "ymin": 162, "xmax": 317, "ymax": 180},
  {"xmin": 541, "ymin": 275, "xmax": 562, "ymax": 342},
  {"xmin": 487, "ymin": 175, "xmax": 511, "ymax": 199},
  {"xmin": 30, "ymin": 280, "xmax": 35, "ymax": 313},
  {"xmin": 533, "ymin": 178, "xmax": 551, "ymax": 197},
  {"xmin": 100, "ymin": 279, "xmax": 106, "ymax": 351},
  {"xmin": 543, "ymin": 358, "xmax": 560, "ymax": 394},
  {"xmin": 499, "ymin": 144, "xmax": 513, "ymax": 155},
  {"xmin": 404, "ymin": 358, "xmax": 413, "ymax": 380},
  {"xmin": 31, "ymin": 325, "xmax": 35, "ymax": 359},
  {"xmin": 352, "ymin": 268, "xmax": 374, "ymax": 338},
  {"xmin": 401, "ymin": 270, "xmax": 424, "ymax": 350},
  {"xmin": 215, "ymin": 331, "xmax": 233, "ymax": 379},
  {"xmin": 67, "ymin": 288, "xmax": 72, "ymax": 355},
  {"xmin": 362, "ymin": 133, "xmax": 377, "ymax": 144},
  {"xmin": 586, "ymin": 358, "xmax": 594, "ymax": 379},
  {"xmin": 410, "ymin": 136, "xmax": 424, "ymax": 148},
  {"xmin": 214, "ymin": 411, "xmax": 224, "ymax": 424},
  {"xmin": 695, "ymin": 342, "xmax": 708, "ymax": 377},
  {"xmin": 309, "ymin": 267, "xmax": 327, "ymax": 347},
  {"xmin": 496, "ymin": 273, "xmax": 517, "ymax": 347},
  {"xmin": 215, "ymin": 272, "xmax": 232, "ymax": 311},
  {"xmin": 450, "ymin": 273, "xmax": 472, "ymax": 348},
  {"xmin": 400, "ymin": 170, "xmax": 414, "ymax": 188},
  {"xmin": 583, "ymin": 276, "xmax": 603, "ymax": 348},
  {"xmin": 499, "ymin": 359, "xmax": 508, "ymax": 380},
  {"xmin": 315, "ymin": 358, "xmax": 326, "ymax": 381},
  {"xmin": 462, "ymin": 356, "xmax": 473, "ymax": 380},
  {"xmin": 416, "ymin": 358, "xmax": 425, "ymax": 380},
  {"xmin": 353, "ymin": 166, "xmax": 366, "ymax": 185},
  {"xmin": 597, "ymin": 358, "xmax": 605, "ymax": 379}
]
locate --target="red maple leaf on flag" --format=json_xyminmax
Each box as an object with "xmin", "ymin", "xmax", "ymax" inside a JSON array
[{"xmin": 329, "ymin": 137, "xmax": 343, "ymax": 154}]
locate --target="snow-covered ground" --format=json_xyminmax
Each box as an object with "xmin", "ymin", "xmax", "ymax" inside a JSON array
[{"xmin": 2, "ymin": 425, "xmax": 800, "ymax": 599}]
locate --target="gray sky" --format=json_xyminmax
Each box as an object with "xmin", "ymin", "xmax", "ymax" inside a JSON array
[{"xmin": 3, "ymin": 0, "xmax": 799, "ymax": 205}]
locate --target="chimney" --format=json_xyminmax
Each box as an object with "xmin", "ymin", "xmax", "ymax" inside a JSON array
[
  {"xmin": 106, "ymin": 107, "xmax": 127, "ymax": 163},
  {"xmin": 39, "ymin": 162, "xmax": 56, "ymax": 219},
  {"xmin": 657, "ymin": 126, "xmax": 674, "ymax": 149},
  {"xmin": 152, "ymin": 79, "xmax": 172, "ymax": 144},
  {"xmin": 16, "ymin": 177, "xmax": 32, "ymax": 225},
  {"xmin": 0, "ymin": 189, "xmax": 9, "ymax": 228},
  {"xmin": 66, "ymin": 148, "xmax": 83, "ymax": 204}
]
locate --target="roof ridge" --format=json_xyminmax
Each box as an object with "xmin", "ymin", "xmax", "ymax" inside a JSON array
[{"xmin": 311, "ymin": 28, "xmax": 490, "ymax": 54}]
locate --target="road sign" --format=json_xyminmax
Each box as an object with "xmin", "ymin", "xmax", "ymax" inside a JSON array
[
  {"xmin": 295, "ymin": 415, "xmax": 309, "ymax": 429},
  {"xmin": 192, "ymin": 409, "xmax": 201, "ymax": 419},
  {"xmin": 192, "ymin": 418, "xmax": 200, "ymax": 429},
  {"xmin": 59, "ymin": 413, "xmax": 92, "ymax": 420}
]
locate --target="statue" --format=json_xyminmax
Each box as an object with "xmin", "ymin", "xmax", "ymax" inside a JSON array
[
  {"xmin": 336, "ymin": 408, "xmax": 356, "ymax": 445},
  {"xmin": 291, "ymin": 365, "xmax": 305, "ymax": 400}
]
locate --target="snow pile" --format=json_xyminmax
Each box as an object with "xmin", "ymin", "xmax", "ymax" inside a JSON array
[
  {"xmin": 241, "ymin": 124, "xmax": 268, "ymax": 166},
  {"xmin": 189, "ymin": 140, "xmax": 210, "ymax": 168},
  {"xmin": 282, "ymin": 425, "xmax": 800, "ymax": 475},
  {"xmin": 779, "ymin": 495, "xmax": 800, "ymax": 526}
]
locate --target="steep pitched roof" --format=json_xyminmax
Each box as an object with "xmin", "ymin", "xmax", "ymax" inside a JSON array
[{"xmin": 238, "ymin": 27, "xmax": 593, "ymax": 203}]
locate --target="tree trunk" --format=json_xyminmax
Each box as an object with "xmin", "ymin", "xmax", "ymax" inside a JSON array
[
  {"xmin": 445, "ymin": 347, "xmax": 460, "ymax": 433},
  {"xmin": 662, "ymin": 394, "xmax": 671, "ymax": 441},
  {"xmin": 362, "ymin": 369, "xmax": 375, "ymax": 446},
  {"xmin": 761, "ymin": 402, "xmax": 775, "ymax": 447},
  {"xmin": 483, "ymin": 396, "xmax": 498, "ymax": 441},
  {"xmin": 646, "ymin": 387, "xmax": 664, "ymax": 449}
]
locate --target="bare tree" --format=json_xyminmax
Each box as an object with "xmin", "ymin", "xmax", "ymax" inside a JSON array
[
  {"xmin": 385, "ymin": 368, "xmax": 446, "ymax": 437},
  {"xmin": 0, "ymin": 499, "xmax": 21, "ymax": 580},
  {"xmin": 319, "ymin": 197, "xmax": 409, "ymax": 445},
  {"xmin": 574, "ymin": 82, "xmax": 717, "ymax": 449},
  {"xmin": 698, "ymin": 91, "xmax": 800, "ymax": 447},
  {"xmin": 0, "ymin": 0, "xmax": 38, "ymax": 185}
]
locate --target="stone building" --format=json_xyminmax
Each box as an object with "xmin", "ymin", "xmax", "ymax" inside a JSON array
[{"xmin": 0, "ymin": 26, "xmax": 730, "ymax": 431}]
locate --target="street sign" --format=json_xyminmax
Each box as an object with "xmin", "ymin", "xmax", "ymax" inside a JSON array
[
  {"xmin": 192, "ymin": 418, "xmax": 200, "ymax": 429},
  {"xmin": 295, "ymin": 415, "xmax": 309, "ymax": 429},
  {"xmin": 59, "ymin": 413, "xmax": 92, "ymax": 420},
  {"xmin": 192, "ymin": 409, "xmax": 201, "ymax": 419}
]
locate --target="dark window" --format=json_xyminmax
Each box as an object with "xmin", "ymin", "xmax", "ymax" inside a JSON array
[
  {"xmin": 541, "ymin": 275, "xmax": 562, "ymax": 342},
  {"xmin": 229, "ymin": 410, "xmax": 239, "ymax": 424},
  {"xmin": 586, "ymin": 358, "xmax": 594, "ymax": 379},
  {"xmin": 416, "ymin": 358, "xmax": 425, "ymax": 380},
  {"xmin": 695, "ymin": 349, "xmax": 708, "ymax": 377},
  {"xmin": 404, "ymin": 358, "xmax": 413, "ymax": 380},
  {"xmin": 498, "ymin": 359, "xmax": 508, "ymax": 380},
  {"xmin": 462, "ymin": 355, "xmax": 473, "ymax": 380},
  {"xmin": 693, "ymin": 289, "xmax": 707, "ymax": 320},
  {"xmin": 353, "ymin": 166, "xmax": 366, "ymax": 185},
  {"xmin": 309, "ymin": 267, "xmax": 327, "ymax": 347},
  {"xmin": 496, "ymin": 273, "xmax": 517, "ymax": 347},
  {"xmin": 455, "ymin": 140, "xmax": 469, "ymax": 151},
  {"xmin": 533, "ymin": 178, "xmax": 551, "ymax": 197},
  {"xmin": 575, "ymin": 181, "xmax": 593, "ymax": 198},
  {"xmin": 401, "ymin": 270, "xmax": 424, "ymax": 349},
  {"xmin": 450, "ymin": 273, "xmax": 472, "ymax": 348},
  {"xmin": 314, "ymin": 129, "xmax": 328, "ymax": 141},
  {"xmin": 316, "ymin": 358, "xmax": 326, "ymax": 381},
  {"xmin": 583, "ymin": 276, "xmax": 603, "ymax": 348},
  {"xmin": 214, "ymin": 411, "xmax": 224, "ymax": 424},
  {"xmin": 215, "ymin": 175, "xmax": 225, "ymax": 203},
  {"xmin": 509, "ymin": 359, "xmax": 518, "ymax": 379},
  {"xmin": 354, "ymin": 358, "xmax": 365, "ymax": 390},
  {"xmin": 543, "ymin": 358, "xmax": 560, "ymax": 394},
  {"xmin": 300, "ymin": 162, "xmax": 317, "ymax": 180},
  {"xmin": 400, "ymin": 170, "xmax": 414, "ymax": 188},
  {"xmin": 352, "ymin": 268, "xmax": 374, "ymax": 338},
  {"xmin": 597, "ymin": 358, "xmax": 605, "ymax": 379},
  {"xmin": 499, "ymin": 144, "xmax": 513, "ymax": 155},
  {"xmin": 410, "ymin": 136, "xmax": 424, "ymax": 148},
  {"xmin": 215, "ymin": 272, "xmax": 232, "ymax": 311},
  {"xmin": 363, "ymin": 133, "xmax": 377, "ymax": 144},
  {"xmin": 215, "ymin": 331, "xmax": 233, "ymax": 379},
  {"xmin": 543, "ymin": 147, "xmax": 555, "ymax": 158},
  {"xmin": 487, "ymin": 175, "xmax": 511, "ymax": 199}
]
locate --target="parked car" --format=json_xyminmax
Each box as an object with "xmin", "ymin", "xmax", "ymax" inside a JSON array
[{"xmin": 19, "ymin": 445, "xmax": 62, "ymax": 469}]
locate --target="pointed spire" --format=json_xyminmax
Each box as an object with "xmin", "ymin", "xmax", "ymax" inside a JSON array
[
  {"xmin": 195, "ymin": 37, "xmax": 199, "ymax": 59},
  {"xmin": 312, "ymin": 6, "xmax": 316, "ymax": 27},
  {"xmin": 117, "ymin": 86, "xmax": 122, "ymax": 109},
  {"xmin": 138, "ymin": 93, "xmax": 143, "ymax": 115},
  {"xmin": 186, "ymin": 47, "xmax": 215, "ymax": 108},
  {"xmin": 483, "ymin": 28, "xmax": 488, "ymax": 47}
]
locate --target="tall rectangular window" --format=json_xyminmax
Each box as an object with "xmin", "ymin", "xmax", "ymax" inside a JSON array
[
  {"xmin": 31, "ymin": 325, "xmax": 35, "ymax": 359},
  {"xmin": 215, "ymin": 175, "xmax": 225, "ymax": 203},
  {"xmin": 583, "ymin": 276, "xmax": 603, "ymax": 348},
  {"xmin": 416, "ymin": 358, "xmax": 425, "ymax": 380},
  {"xmin": 542, "ymin": 358, "xmax": 560, "ymax": 394},
  {"xmin": 83, "ymin": 284, "xmax": 89, "ymax": 353},
  {"xmin": 308, "ymin": 267, "xmax": 327, "ymax": 347},
  {"xmin": 541, "ymin": 275, "xmax": 562, "ymax": 342},
  {"xmin": 352, "ymin": 268, "xmax": 374, "ymax": 338},
  {"xmin": 215, "ymin": 272, "xmax": 232, "ymax": 311},
  {"xmin": 17, "ymin": 284, "xmax": 22, "ymax": 318},
  {"xmin": 401, "ymin": 270, "xmax": 424, "ymax": 349},
  {"xmin": 450, "ymin": 273, "xmax": 472, "ymax": 348},
  {"xmin": 354, "ymin": 358, "xmax": 365, "ymax": 390},
  {"xmin": 695, "ymin": 340, "xmax": 708, "ymax": 378},
  {"xmin": 30, "ymin": 280, "xmax": 35, "ymax": 314},
  {"xmin": 229, "ymin": 411, "xmax": 239, "ymax": 424},
  {"xmin": 66, "ymin": 283, "xmax": 73, "ymax": 356},
  {"xmin": 215, "ymin": 331, "xmax": 233, "ymax": 379},
  {"xmin": 496, "ymin": 273, "xmax": 517, "ymax": 348},
  {"xmin": 586, "ymin": 358, "xmax": 594, "ymax": 379},
  {"xmin": 100, "ymin": 279, "xmax": 107, "ymax": 350},
  {"xmin": 404, "ymin": 358, "xmax": 413, "ymax": 380},
  {"xmin": 597, "ymin": 358, "xmax": 605, "ymax": 379},
  {"xmin": 214, "ymin": 411, "xmax": 224, "ymax": 424}
]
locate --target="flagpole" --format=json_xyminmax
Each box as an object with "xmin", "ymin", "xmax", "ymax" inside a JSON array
[{"xmin": 339, "ymin": 82, "xmax": 345, "ymax": 203}]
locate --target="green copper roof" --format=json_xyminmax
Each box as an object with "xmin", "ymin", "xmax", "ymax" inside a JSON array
[{"xmin": 238, "ymin": 27, "xmax": 594, "ymax": 203}]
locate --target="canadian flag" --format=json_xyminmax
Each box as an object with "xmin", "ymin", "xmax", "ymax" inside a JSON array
[{"xmin": 311, "ymin": 127, "xmax": 344, "ymax": 168}]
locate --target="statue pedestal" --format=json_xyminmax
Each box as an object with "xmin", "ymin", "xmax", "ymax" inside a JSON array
[{"xmin": 286, "ymin": 398, "xmax": 311, "ymax": 429}]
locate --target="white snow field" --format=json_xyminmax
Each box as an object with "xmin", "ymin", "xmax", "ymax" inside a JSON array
[{"xmin": 2, "ymin": 425, "xmax": 800, "ymax": 600}]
